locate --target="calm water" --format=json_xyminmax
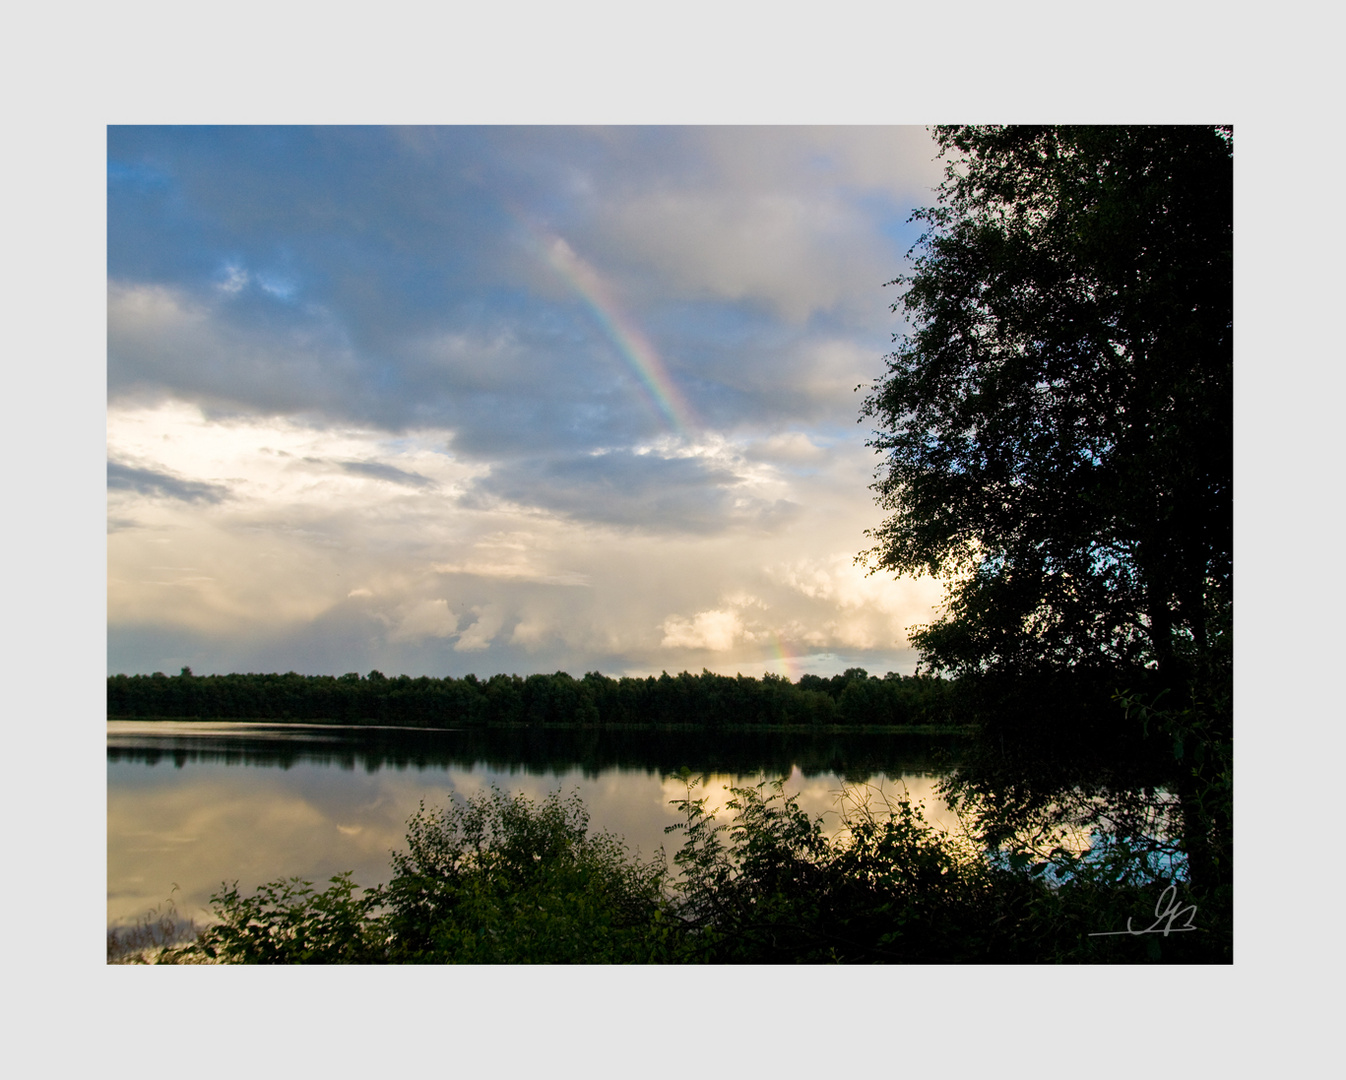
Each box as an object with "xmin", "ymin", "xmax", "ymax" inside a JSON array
[{"xmin": 107, "ymin": 721, "xmax": 967, "ymax": 932}]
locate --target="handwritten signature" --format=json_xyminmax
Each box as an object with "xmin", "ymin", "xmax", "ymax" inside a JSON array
[{"xmin": 1088, "ymin": 885, "xmax": 1198, "ymax": 937}]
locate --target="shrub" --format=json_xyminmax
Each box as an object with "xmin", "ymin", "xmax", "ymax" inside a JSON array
[
  {"xmin": 154, "ymin": 778, "xmax": 1227, "ymax": 964},
  {"xmin": 183, "ymin": 872, "xmax": 385, "ymax": 964},
  {"xmin": 376, "ymin": 788, "xmax": 672, "ymax": 963}
]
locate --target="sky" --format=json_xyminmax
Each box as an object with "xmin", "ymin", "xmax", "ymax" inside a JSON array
[{"xmin": 108, "ymin": 125, "xmax": 953, "ymax": 679}]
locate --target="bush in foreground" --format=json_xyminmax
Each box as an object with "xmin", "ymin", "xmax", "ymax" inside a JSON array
[{"xmin": 161, "ymin": 780, "xmax": 1227, "ymax": 965}]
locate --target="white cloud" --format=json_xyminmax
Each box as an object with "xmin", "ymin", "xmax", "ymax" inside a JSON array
[
  {"xmin": 510, "ymin": 617, "xmax": 550, "ymax": 647},
  {"xmin": 387, "ymin": 599, "xmax": 459, "ymax": 642},
  {"xmin": 107, "ymin": 399, "xmax": 480, "ymax": 511},
  {"xmin": 741, "ymin": 431, "xmax": 828, "ymax": 466},
  {"xmin": 659, "ymin": 608, "xmax": 746, "ymax": 652},
  {"xmin": 218, "ymin": 263, "xmax": 248, "ymax": 294},
  {"xmin": 765, "ymin": 553, "xmax": 945, "ymax": 651},
  {"xmin": 454, "ymin": 604, "xmax": 506, "ymax": 651},
  {"xmin": 432, "ymin": 529, "xmax": 593, "ymax": 587},
  {"xmin": 433, "ymin": 561, "xmax": 591, "ymax": 586}
]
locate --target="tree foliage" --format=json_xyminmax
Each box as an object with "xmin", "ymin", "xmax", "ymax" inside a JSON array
[{"xmin": 861, "ymin": 125, "xmax": 1232, "ymax": 690}]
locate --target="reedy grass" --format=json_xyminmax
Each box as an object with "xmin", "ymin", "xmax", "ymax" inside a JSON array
[{"xmin": 107, "ymin": 889, "xmax": 214, "ymax": 964}]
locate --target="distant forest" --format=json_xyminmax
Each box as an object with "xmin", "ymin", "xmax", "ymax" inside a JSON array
[{"xmin": 107, "ymin": 667, "xmax": 959, "ymax": 728}]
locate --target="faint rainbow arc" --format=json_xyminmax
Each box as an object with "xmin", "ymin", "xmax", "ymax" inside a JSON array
[
  {"xmin": 767, "ymin": 631, "xmax": 801, "ymax": 682},
  {"xmin": 511, "ymin": 214, "xmax": 696, "ymax": 435}
]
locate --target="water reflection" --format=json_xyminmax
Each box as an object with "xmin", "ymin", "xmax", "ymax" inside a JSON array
[
  {"xmin": 107, "ymin": 721, "xmax": 963, "ymax": 777},
  {"xmin": 108, "ymin": 721, "xmax": 967, "ymax": 933}
]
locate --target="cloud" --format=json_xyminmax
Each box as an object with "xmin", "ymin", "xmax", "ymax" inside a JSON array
[
  {"xmin": 107, "ymin": 460, "xmax": 230, "ymax": 504},
  {"xmin": 454, "ymin": 604, "xmax": 506, "ymax": 651},
  {"xmin": 765, "ymin": 554, "xmax": 946, "ymax": 650},
  {"xmin": 561, "ymin": 127, "xmax": 943, "ymax": 324},
  {"xmin": 433, "ymin": 560, "xmax": 590, "ymax": 587},
  {"xmin": 385, "ymin": 598, "xmax": 459, "ymax": 642},
  {"xmin": 659, "ymin": 608, "xmax": 746, "ymax": 651},
  {"xmin": 596, "ymin": 190, "xmax": 881, "ymax": 323},
  {"xmin": 337, "ymin": 460, "xmax": 435, "ymax": 488},
  {"xmin": 741, "ymin": 431, "xmax": 829, "ymax": 467},
  {"xmin": 107, "ymin": 282, "xmax": 365, "ymax": 421},
  {"xmin": 471, "ymin": 448, "xmax": 800, "ymax": 534},
  {"xmin": 107, "ymin": 280, "xmax": 671, "ymax": 458}
]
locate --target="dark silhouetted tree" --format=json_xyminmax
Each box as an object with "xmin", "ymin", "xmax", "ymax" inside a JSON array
[
  {"xmin": 862, "ymin": 125, "xmax": 1230, "ymax": 693},
  {"xmin": 860, "ymin": 125, "xmax": 1232, "ymax": 887}
]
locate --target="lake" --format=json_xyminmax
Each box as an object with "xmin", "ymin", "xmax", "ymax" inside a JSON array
[{"xmin": 107, "ymin": 720, "xmax": 968, "ymax": 934}]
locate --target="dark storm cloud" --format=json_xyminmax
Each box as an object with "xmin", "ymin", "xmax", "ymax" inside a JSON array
[
  {"xmin": 107, "ymin": 461, "xmax": 230, "ymax": 504},
  {"xmin": 472, "ymin": 449, "xmax": 800, "ymax": 534},
  {"xmin": 337, "ymin": 460, "xmax": 435, "ymax": 488}
]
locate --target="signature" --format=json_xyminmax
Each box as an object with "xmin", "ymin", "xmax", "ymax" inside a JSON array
[{"xmin": 1088, "ymin": 885, "xmax": 1198, "ymax": 937}]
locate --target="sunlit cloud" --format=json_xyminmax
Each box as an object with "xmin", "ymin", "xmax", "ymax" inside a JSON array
[
  {"xmin": 385, "ymin": 599, "xmax": 460, "ymax": 642},
  {"xmin": 660, "ymin": 608, "xmax": 746, "ymax": 652},
  {"xmin": 454, "ymin": 604, "xmax": 507, "ymax": 652}
]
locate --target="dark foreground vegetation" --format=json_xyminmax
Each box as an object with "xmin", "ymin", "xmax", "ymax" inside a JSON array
[
  {"xmin": 108, "ymin": 666, "xmax": 959, "ymax": 728},
  {"xmin": 123, "ymin": 774, "xmax": 1227, "ymax": 965}
]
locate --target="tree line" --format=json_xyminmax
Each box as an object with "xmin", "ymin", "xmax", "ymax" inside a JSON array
[{"xmin": 107, "ymin": 666, "xmax": 960, "ymax": 728}]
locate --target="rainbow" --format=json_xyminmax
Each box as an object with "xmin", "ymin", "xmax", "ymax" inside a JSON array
[
  {"xmin": 766, "ymin": 631, "xmax": 801, "ymax": 682},
  {"xmin": 512, "ymin": 215, "xmax": 695, "ymax": 436}
]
